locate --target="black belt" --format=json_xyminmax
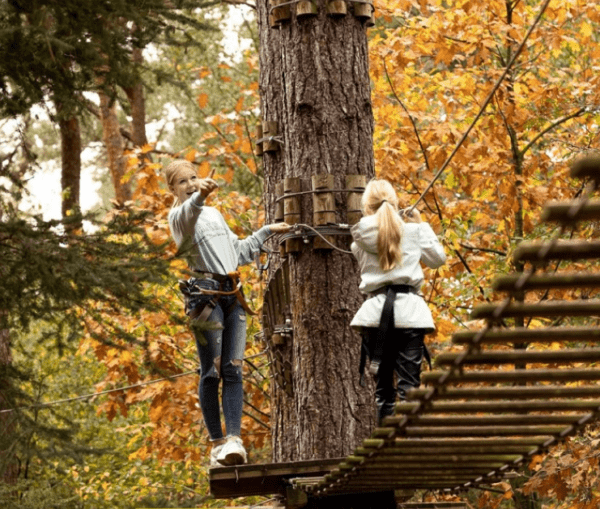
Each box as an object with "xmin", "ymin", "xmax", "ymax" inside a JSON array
[
  {"xmin": 192, "ymin": 270, "xmax": 232, "ymax": 283},
  {"xmin": 359, "ymin": 285, "xmax": 431, "ymax": 385}
]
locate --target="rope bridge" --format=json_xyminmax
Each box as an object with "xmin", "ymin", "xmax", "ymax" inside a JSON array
[{"xmin": 211, "ymin": 158, "xmax": 600, "ymax": 507}]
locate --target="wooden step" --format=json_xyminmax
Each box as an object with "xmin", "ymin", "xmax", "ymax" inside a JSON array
[
  {"xmin": 435, "ymin": 348, "xmax": 600, "ymax": 366},
  {"xmin": 513, "ymin": 240, "xmax": 600, "ymax": 263},
  {"xmin": 470, "ymin": 299, "xmax": 600, "ymax": 321},
  {"xmin": 492, "ymin": 273, "xmax": 600, "ymax": 292},
  {"xmin": 542, "ymin": 200, "xmax": 600, "ymax": 223},
  {"xmin": 453, "ymin": 326, "xmax": 600, "ymax": 345}
]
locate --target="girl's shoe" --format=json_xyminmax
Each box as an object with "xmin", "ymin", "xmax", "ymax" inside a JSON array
[
  {"xmin": 209, "ymin": 440, "xmax": 226, "ymax": 467},
  {"xmin": 217, "ymin": 436, "xmax": 247, "ymax": 466}
]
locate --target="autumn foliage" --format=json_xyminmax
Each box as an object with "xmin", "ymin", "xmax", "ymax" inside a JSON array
[{"xmin": 68, "ymin": 0, "xmax": 600, "ymax": 506}]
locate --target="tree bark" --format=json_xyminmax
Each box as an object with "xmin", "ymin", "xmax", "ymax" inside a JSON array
[
  {"xmin": 123, "ymin": 47, "xmax": 149, "ymax": 149},
  {"xmin": 59, "ymin": 115, "xmax": 82, "ymax": 220},
  {"xmin": 99, "ymin": 91, "xmax": 132, "ymax": 205},
  {"xmin": 0, "ymin": 326, "xmax": 18, "ymax": 484},
  {"xmin": 257, "ymin": 1, "xmax": 376, "ymax": 462}
]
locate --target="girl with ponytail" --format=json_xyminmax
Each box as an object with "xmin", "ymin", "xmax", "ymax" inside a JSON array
[{"xmin": 350, "ymin": 179, "xmax": 446, "ymax": 425}]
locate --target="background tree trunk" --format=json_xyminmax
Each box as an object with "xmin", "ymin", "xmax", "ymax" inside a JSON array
[
  {"xmin": 257, "ymin": 1, "xmax": 376, "ymax": 462},
  {"xmin": 0, "ymin": 326, "xmax": 18, "ymax": 484},
  {"xmin": 59, "ymin": 115, "xmax": 81, "ymax": 219},
  {"xmin": 123, "ymin": 47, "xmax": 149, "ymax": 149},
  {"xmin": 99, "ymin": 92, "xmax": 132, "ymax": 205}
]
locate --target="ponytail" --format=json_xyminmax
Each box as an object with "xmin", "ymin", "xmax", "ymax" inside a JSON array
[
  {"xmin": 376, "ymin": 202, "xmax": 404, "ymax": 271},
  {"xmin": 361, "ymin": 179, "xmax": 404, "ymax": 271}
]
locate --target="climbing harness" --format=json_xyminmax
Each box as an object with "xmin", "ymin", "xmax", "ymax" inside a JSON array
[
  {"xmin": 358, "ymin": 285, "xmax": 432, "ymax": 386},
  {"xmin": 179, "ymin": 270, "xmax": 256, "ymax": 321}
]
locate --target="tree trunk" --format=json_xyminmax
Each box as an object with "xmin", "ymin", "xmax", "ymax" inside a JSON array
[
  {"xmin": 123, "ymin": 47, "xmax": 149, "ymax": 149},
  {"xmin": 0, "ymin": 326, "xmax": 18, "ymax": 484},
  {"xmin": 257, "ymin": 2, "xmax": 376, "ymax": 462},
  {"xmin": 59, "ymin": 115, "xmax": 82, "ymax": 221},
  {"xmin": 99, "ymin": 91, "xmax": 132, "ymax": 205}
]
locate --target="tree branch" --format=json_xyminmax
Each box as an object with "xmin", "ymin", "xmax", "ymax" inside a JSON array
[
  {"xmin": 520, "ymin": 108, "xmax": 587, "ymax": 158},
  {"xmin": 459, "ymin": 242, "xmax": 507, "ymax": 256},
  {"xmin": 382, "ymin": 57, "xmax": 430, "ymax": 172}
]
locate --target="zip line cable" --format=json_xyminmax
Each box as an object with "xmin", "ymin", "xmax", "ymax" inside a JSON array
[
  {"xmin": 0, "ymin": 349, "xmax": 271, "ymax": 415},
  {"xmin": 407, "ymin": 0, "xmax": 553, "ymax": 213},
  {"xmin": 0, "ymin": 370, "xmax": 197, "ymax": 415}
]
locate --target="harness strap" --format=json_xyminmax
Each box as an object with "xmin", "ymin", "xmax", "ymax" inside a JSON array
[
  {"xmin": 228, "ymin": 271, "xmax": 257, "ymax": 316},
  {"xmin": 188, "ymin": 270, "xmax": 257, "ymax": 317},
  {"xmin": 359, "ymin": 284, "xmax": 431, "ymax": 384}
]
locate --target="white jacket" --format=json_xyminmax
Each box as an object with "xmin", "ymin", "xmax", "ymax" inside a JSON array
[{"xmin": 350, "ymin": 215, "xmax": 446, "ymax": 332}]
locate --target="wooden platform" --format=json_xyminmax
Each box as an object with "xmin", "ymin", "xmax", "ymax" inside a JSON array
[{"xmin": 209, "ymin": 458, "xmax": 343, "ymax": 498}]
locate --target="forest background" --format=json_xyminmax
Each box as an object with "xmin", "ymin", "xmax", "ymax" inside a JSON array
[{"xmin": 1, "ymin": 0, "xmax": 600, "ymax": 508}]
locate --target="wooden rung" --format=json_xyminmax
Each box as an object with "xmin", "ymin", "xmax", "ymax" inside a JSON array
[
  {"xmin": 542, "ymin": 200, "xmax": 600, "ymax": 223},
  {"xmin": 379, "ymin": 445, "xmax": 538, "ymax": 456},
  {"xmin": 358, "ymin": 460, "xmax": 517, "ymax": 469},
  {"xmin": 392, "ymin": 437, "xmax": 548, "ymax": 447},
  {"xmin": 513, "ymin": 240, "xmax": 600, "ymax": 263},
  {"xmin": 389, "ymin": 414, "xmax": 588, "ymax": 427},
  {"xmin": 570, "ymin": 155, "xmax": 600, "ymax": 181},
  {"xmin": 403, "ymin": 424, "xmax": 563, "ymax": 436},
  {"xmin": 453, "ymin": 326, "xmax": 600, "ymax": 345},
  {"xmin": 396, "ymin": 399, "xmax": 600, "ymax": 414},
  {"xmin": 469, "ymin": 299, "xmax": 600, "ymax": 321},
  {"xmin": 406, "ymin": 385, "xmax": 600, "ymax": 400},
  {"xmin": 353, "ymin": 456, "xmax": 511, "ymax": 467},
  {"xmin": 435, "ymin": 348, "xmax": 600, "ymax": 366},
  {"xmin": 422, "ymin": 367, "xmax": 600, "ymax": 384},
  {"xmin": 492, "ymin": 273, "xmax": 600, "ymax": 292}
]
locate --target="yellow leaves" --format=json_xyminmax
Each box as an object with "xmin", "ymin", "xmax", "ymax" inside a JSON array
[{"xmin": 580, "ymin": 21, "xmax": 593, "ymax": 39}]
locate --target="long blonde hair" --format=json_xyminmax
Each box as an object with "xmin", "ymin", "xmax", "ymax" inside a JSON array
[
  {"xmin": 361, "ymin": 179, "xmax": 404, "ymax": 271},
  {"xmin": 164, "ymin": 160, "xmax": 196, "ymax": 208}
]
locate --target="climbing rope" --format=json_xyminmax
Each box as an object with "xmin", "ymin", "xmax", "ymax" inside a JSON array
[{"xmin": 279, "ymin": 223, "xmax": 353, "ymax": 254}]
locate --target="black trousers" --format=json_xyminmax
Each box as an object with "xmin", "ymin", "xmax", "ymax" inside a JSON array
[{"xmin": 362, "ymin": 327, "xmax": 425, "ymax": 424}]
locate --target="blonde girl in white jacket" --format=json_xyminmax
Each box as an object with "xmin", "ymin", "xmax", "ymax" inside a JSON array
[{"xmin": 350, "ymin": 179, "xmax": 446, "ymax": 425}]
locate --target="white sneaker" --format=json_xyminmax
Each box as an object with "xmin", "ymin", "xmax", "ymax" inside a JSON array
[
  {"xmin": 209, "ymin": 443, "xmax": 225, "ymax": 467},
  {"xmin": 217, "ymin": 436, "xmax": 247, "ymax": 466}
]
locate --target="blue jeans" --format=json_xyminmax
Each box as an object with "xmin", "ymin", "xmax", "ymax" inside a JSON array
[{"xmin": 189, "ymin": 283, "xmax": 247, "ymax": 440}]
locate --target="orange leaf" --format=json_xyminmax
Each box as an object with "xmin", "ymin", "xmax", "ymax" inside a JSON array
[
  {"xmin": 199, "ymin": 160, "xmax": 211, "ymax": 177},
  {"xmin": 235, "ymin": 96, "xmax": 244, "ymax": 113},
  {"xmin": 198, "ymin": 93, "xmax": 209, "ymax": 109}
]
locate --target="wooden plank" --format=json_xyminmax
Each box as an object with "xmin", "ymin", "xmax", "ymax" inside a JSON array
[
  {"xmin": 402, "ymin": 424, "xmax": 565, "ymax": 436},
  {"xmin": 513, "ymin": 240, "xmax": 600, "ymax": 263},
  {"xmin": 358, "ymin": 445, "xmax": 538, "ymax": 455},
  {"xmin": 396, "ymin": 399, "xmax": 600, "ymax": 414},
  {"xmin": 406, "ymin": 385, "xmax": 600, "ymax": 400},
  {"xmin": 435, "ymin": 348, "xmax": 600, "ymax": 366},
  {"xmin": 542, "ymin": 200, "xmax": 600, "ymax": 223},
  {"xmin": 360, "ymin": 454, "xmax": 522, "ymax": 464},
  {"xmin": 422, "ymin": 368, "xmax": 600, "ymax": 384},
  {"xmin": 569, "ymin": 155, "xmax": 600, "ymax": 181},
  {"xmin": 386, "ymin": 414, "xmax": 587, "ymax": 426},
  {"xmin": 470, "ymin": 299, "xmax": 600, "ymax": 321},
  {"xmin": 452, "ymin": 326, "xmax": 600, "ymax": 345},
  {"xmin": 492, "ymin": 273, "xmax": 600, "ymax": 292},
  {"xmin": 209, "ymin": 458, "xmax": 342, "ymax": 498}
]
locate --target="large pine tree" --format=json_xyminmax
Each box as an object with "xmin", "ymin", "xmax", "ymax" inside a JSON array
[{"xmin": 257, "ymin": 1, "xmax": 376, "ymax": 461}]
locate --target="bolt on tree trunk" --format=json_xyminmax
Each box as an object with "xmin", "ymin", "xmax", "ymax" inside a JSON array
[{"xmin": 257, "ymin": 0, "xmax": 376, "ymax": 462}]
